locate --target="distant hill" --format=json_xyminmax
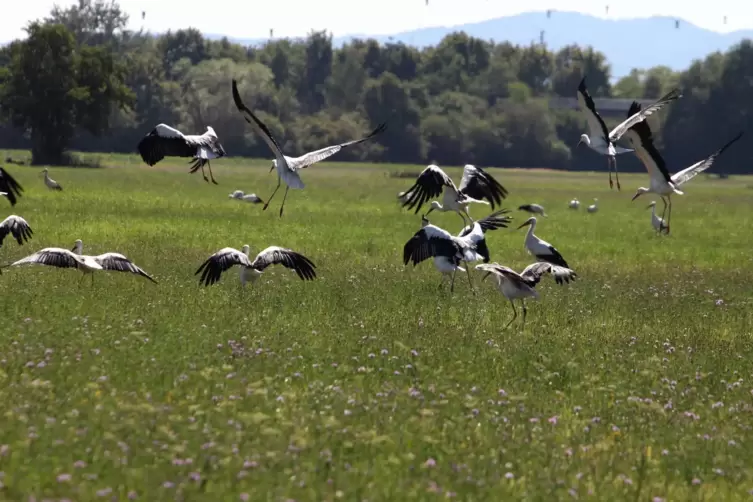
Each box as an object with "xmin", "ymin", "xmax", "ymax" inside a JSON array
[{"xmin": 205, "ymin": 11, "xmax": 753, "ymax": 80}]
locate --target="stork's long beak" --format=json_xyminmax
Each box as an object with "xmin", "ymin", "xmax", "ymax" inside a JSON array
[
  {"xmin": 631, "ymin": 192, "xmax": 642, "ymax": 202},
  {"xmin": 576, "ymin": 139, "xmax": 583, "ymax": 148},
  {"xmin": 425, "ymin": 207, "xmax": 434, "ymax": 216},
  {"xmin": 645, "ymin": 203, "xmax": 654, "ymax": 210},
  {"xmin": 481, "ymin": 271, "xmax": 492, "ymax": 282},
  {"xmin": 516, "ymin": 221, "xmax": 531, "ymax": 230}
]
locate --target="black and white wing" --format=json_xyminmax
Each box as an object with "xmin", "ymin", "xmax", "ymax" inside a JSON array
[
  {"xmin": 0, "ymin": 167, "xmax": 24, "ymax": 206},
  {"xmin": 520, "ymin": 262, "xmax": 577, "ymax": 286},
  {"xmin": 577, "ymin": 77, "xmax": 610, "ymax": 143},
  {"xmin": 458, "ymin": 209, "xmax": 512, "ymax": 237},
  {"xmin": 137, "ymin": 124, "xmax": 197, "ymax": 166},
  {"xmin": 249, "ymin": 246, "xmax": 317, "ymax": 280},
  {"xmin": 94, "ymin": 253, "xmax": 157, "ymax": 284},
  {"xmin": 11, "ymin": 248, "xmax": 83, "ymax": 269},
  {"xmin": 231, "ymin": 79, "xmax": 289, "ymax": 167},
  {"xmin": 0, "ymin": 215, "xmax": 33, "ymax": 248},
  {"xmin": 457, "ymin": 165, "xmax": 508, "ymax": 208},
  {"xmin": 609, "ymin": 88, "xmax": 682, "ymax": 141},
  {"xmin": 672, "ymin": 131, "xmax": 743, "ymax": 186},
  {"xmin": 623, "ymin": 101, "xmax": 673, "ymax": 184},
  {"xmin": 287, "ymin": 123, "xmax": 387, "ymax": 170},
  {"xmin": 195, "ymin": 247, "xmax": 253, "ymax": 286},
  {"xmin": 399, "ymin": 165, "xmax": 457, "ymax": 214},
  {"xmin": 403, "ymin": 224, "xmax": 462, "ymax": 266},
  {"xmin": 476, "ymin": 262, "xmax": 531, "ymax": 288}
]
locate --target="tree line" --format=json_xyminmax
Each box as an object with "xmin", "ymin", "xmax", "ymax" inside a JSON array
[{"xmin": 0, "ymin": 0, "xmax": 750, "ymax": 173}]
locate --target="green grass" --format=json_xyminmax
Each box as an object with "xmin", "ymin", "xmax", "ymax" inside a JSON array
[{"xmin": 1, "ymin": 151, "xmax": 753, "ymax": 501}]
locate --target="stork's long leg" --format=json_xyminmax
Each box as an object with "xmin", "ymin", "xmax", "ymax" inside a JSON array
[
  {"xmin": 521, "ymin": 300, "xmax": 527, "ymax": 326},
  {"xmin": 666, "ymin": 196, "xmax": 673, "ymax": 234},
  {"xmin": 90, "ymin": 273, "xmax": 95, "ymax": 288},
  {"xmin": 607, "ymin": 156, "xmax": 614, "ymax": 189},
  {"xmin": 279, "ymin": 186, "xmax": 290, "ymax": 218},
  {"xmin": 262, "ymin": 176, "xmax": 282, "ymax": 212},
  {"xmin": 456, "ymin": 210, "xmax": 469, "ymax": 228},
  {"xmin": 504, "ymin": 300, "xmax": 518, "ymax": 329},
  {"xmin": 659, "ymin": 196, "xmax": 668, "ymax": 229},
  {"xmin": 464, "ymin": 261, "xmax": 475, "ymax": 293},
  {"xmin": 612, "ymin": 156, "xmax": 621, "ymax": 191},
  {"xmin": 206, "ymin": 160, "xmax": 218, "ymax": 185},
  {"xmin": 450, "ymin": 268, "xmax": 457, "ymax": 293}
]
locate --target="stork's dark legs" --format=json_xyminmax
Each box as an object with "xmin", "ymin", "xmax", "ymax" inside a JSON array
[
  {"xmin": 262, "ymin": 177, "xmax": 282, "ymax": 212},
  {"xmin": 504, "ymin": 300, "xmax": 518, "ymax": 329},
  {"xmin": 206, "ymin": 160, "xmax": 218, "ymax": 185},
  {"xmin": 613, "ymin": 157, "xmax": 621, "ymax": 191},
  {"xmin": 450, "ymin": 268, "xmax": 457, "ymax": 293},
  {"xmin": 607, "ymin": 155, "xmax": 621, "ymax": 191},
  {"xmin": 464, "ymin": 262, "xmax": 475, "ymax": 293},
  {"xmin": 279, "ymin": 186, "xmax": 290, "ymax": 218},
  {"xmin": 456, "ymin": 210, "xmax": 469, "ymax": 228},
  {"xmin": 521, "ymin": 300, "xmax": 528, "ymax": 326},
  {"xmin": 607, "ymin": 157, "xmax": 613, "ymax": 189},
  {"xmin": 666, "ymin": 196, "xmax": 673, "ymax": 234}
]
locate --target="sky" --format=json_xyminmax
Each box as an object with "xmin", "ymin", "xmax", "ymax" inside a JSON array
[{"xmin": 2, "ymin": 0, "xmax": 751, "ymax": 43}]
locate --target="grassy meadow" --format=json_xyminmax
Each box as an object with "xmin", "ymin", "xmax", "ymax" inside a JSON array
[{"xmin": 1, "ymin": 150, "xmax": 753, "ymax": 500}]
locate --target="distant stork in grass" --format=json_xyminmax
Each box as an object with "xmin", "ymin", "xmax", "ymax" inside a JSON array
[
  {"xmin": 229, "ymin": 190, "xmax": 244, "ymax": 199},
  {"xmin": 624, "ymin": 100, "xmax": 743, "ymax": 233},
  {"xmin": 42, "ymin": 168, "xmax": 62, "ymax": 191},
  {"xmin": 576, "ymin": 77, "xmax": 682, "ymax": 190},
  {"xmin": 518, "ymin": 203, "xmax": 546, "ymax": 217},
  {"xmin": 0, "ymin": 167, "xmax": 24, "ymax": 206},
  {"xmin": 646, "ymin": 201, "xmax": 669, "ymax": 234},
  {"xmin": 137, "ymin": 124, "xmax": 226, "ymax": 184},
  {"xmin": 231, "ymin": 79, "xmax": 386, "ymax": 217},
  {"xmin": 10, "ymin": 240, "xmax": 157, "ymax": 285},
  {"xmin": 196, "ymin": 244, "xmax": 316, "ymax": 287},
  {"xmin": 568, "ymin": 198, "xmax": 580, "ymax": 209},
  {"xmin": 476, "ymin": 262, "xmax": 577, "ymax": 329},
  {"xmin": 517, "ymin": 216, "xmax": 570, "ymax": 268},
  {"xmin": 399, "ymin": 164, "xmax": 508, "ymax": 226},
  {"xmin": 228, "ymin": 190, "xmax": 263, "ymax": 203},
  {"xmin": 587, "ymin": 198, "xmax": 598, "ymax": 213}
]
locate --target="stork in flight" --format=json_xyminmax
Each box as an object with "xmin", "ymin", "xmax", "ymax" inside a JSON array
[
  {"xmin": 0, "ymin": 215, "xmax": 33, "ymax": 274},
  {"xmin": 399, "ymin": 164, "xmax": 508, "ymax": 226},
  {"xmin": 0, "ymin": 168, "xmax": 24, "ymax": 206},
  {"xmin": 137, "ymin": 124, "xmax": 226, "ymax": 184},
  {"xmin": 196, "ymin": 244, "xmax": 317, "ymax": 287},
  {"xmin": 576, "ymin": 77, "xmax": 682, "ymax": 190},
  {"xmin": 624, "ymin": 100, "xmax": 743, "ymax": 233},
  {"xmin": 518, "ymin": 203, "xmax": 547, "ymax": 217},
  {"xmin": 517, "ymin": 217, "xmax": 570, "ymax": 268},
  {"xmin": 231, "ymin": 79, "xmax": 386, "ymax": 217},
  {"xmin": 476, "ymin": 262, "xmax": 577, "ymax": 329},
  {"xmin": 42, "ymin": 168, "xmax": 63, "ymax": 191}
]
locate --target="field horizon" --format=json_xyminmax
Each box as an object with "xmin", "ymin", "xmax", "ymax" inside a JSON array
[{"xmin": 1, "ymin": 151, "xmax": 752, "ymax": 500}]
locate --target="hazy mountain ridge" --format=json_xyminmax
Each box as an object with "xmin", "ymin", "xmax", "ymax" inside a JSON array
[{"xmin": 205, "ymin": 11, "xmax": 753, "ymax": 79}]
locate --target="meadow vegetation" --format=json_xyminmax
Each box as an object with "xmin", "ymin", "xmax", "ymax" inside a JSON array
[{"xmin": 1, "ymin": 153, "xmax": 752, "ymax": 500}]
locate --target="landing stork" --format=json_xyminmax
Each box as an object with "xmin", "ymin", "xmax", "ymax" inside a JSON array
[
  {"xmin": 196, "ymin": 244, "xmax": 317, "ymax": 287},
  {"xmin": 576, "ymin": 77, "xmax": 682, "ymax": 190},
  {"xmin": 231, "ymin": 79, "xmax": 386, "ymax": 217},
  {"xmin": 476, "ymin": 262, "xmax": 577, "ymax": 328},
  {"xmin": 0, "ymin": 168, "xmax": 24, "ymax": 206},
  {"xmin": 624, "ymin": 100, "xmax": 743, "ymax": 233},
  {"xmin": 517, "ymin": 217, "xmax": 570, "ymax": 268},
  {"xmin": 399, "ymin": 164, "xmax": 508, "ymax": 226},
  {"xmin": 137, "ymin": 124, "xmax": 226, "ymax": 184}
]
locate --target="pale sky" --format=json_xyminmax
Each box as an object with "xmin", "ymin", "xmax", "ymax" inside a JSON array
[{"xmin": 2, "ymin": 0, "xmax": 751, "ymax": 43}]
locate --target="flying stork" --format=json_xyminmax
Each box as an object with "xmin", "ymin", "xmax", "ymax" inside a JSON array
[
  {"xmin": 42, "ymin": 168, "xmax": 63, "ymax": 191},
  {"xmin": 231, "ymin": 79, "xmax": 386, "ymax": 217},
  {"xmin": 196, "ymin": 244, "xmax": 317, "ymax": 287},
  {"xmin": 518, "ymin": 203, "xmax": 547, "ymax": 217},
  {"xmin": 10, "ymin": 240, "xmax": 157, "ymax": 285},
  {"xmin": 137, "ymin": 124, "xmax": 226, "ymax": 184},
  {"xmin": 399, "ymin": 164, "xmax": 508, "ymax": 226},
  {"xmin": 576, "ymin": 77, "xmax": 682, "ymax": 190},
  {"xmin": 646, "ymin": 201, "xmax": 669, "ymax": 234},
  {"xmin": 517, "ymin": 216, "xmax": 570, "ymax": 268},
  {"xmin": 0, "ymin": 168, "xmax": 24, "ymax": 206},
  {"xmin": 624, "ymin": 100, "xmax": 743, "ymax": 233},
  {"xmin": 476, "ymin": 262, "xmax": 577, "ymax": 329},
  {"xmin": 0, "ymin": 215, "xmax": 33, "ymax": 249}
]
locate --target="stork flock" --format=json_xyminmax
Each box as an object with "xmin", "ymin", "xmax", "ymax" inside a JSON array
[{"xmin": 0, "ymin": 76, "xmax": 743, "ymax": 329}]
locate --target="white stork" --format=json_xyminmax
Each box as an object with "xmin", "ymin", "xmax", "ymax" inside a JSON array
[
  {"xmin": 576, "ymin": 77, "xmax": 682, "ymax": 190},
  {"xmin": 42, "ymin": 168, "xmax": 63, "ymax": 191},
  {"xmin": 646, "ymin": 201, "xmax": 669, "ymax": 234},
  {"xmin": 518, "ymin": 203, "xmax": 547, "ymax": 217},
  {"xmin": 137, "ymin": 124, "xmax": 226, "ymax": 184},
  {"xmin": 587, "ymin": 198, "xmax": 599, "ymax": 213},
  {"xmin": 568, "ymin": 198, "xmax": 580, "ymax": 209},
  {"xmin": 228, "ymin": 190, "xmax": 263, "ymax": 204},
  {"xmin": 0, "ymin": 215, "xmax": 33, "ymax": 249},
  {"xmin": 231, "ymin": 79, "xmax": 386, "ymax": 217},
  {"xmin": 10, "ymin": 240, "xmax": 157, "ymax": 285},
  {"xmin": 196, "ymin": 244, "xmax": 317, "ymax": 287},
  {"xmin": 229, "ymin": 190, "xmax": 244, "ymax": 199},
  {"xmin": 624, "ymin": 101, "xmax": 743, "ymax": 233},
  {"xmin": 517, "ymin": 217, "xmax": 570, "ymax": 268},
  {"xmin": 476, "ymin": 262, "xmax": 577, "ymax": 329},
  {"xmin": 0, "ymin": 168, "xmax": 24, "ymax": 206},
  {"xmin": 399, "ymin": 164, "xmax": 508, "ymax": 226}
]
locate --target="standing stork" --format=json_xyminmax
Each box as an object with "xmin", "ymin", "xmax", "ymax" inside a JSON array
[
  {"xmin": 399, "ymin": 164, "xmax": 508, "ymax": 226},
  {"xmin": 476, "ymin": 262, "xmax": 577, "ymax": 329},
  {"xmin": 0, "ymin": 168, "xmax": 24, "ymax": 206},
  {"xmin": 196, "ymin": 244, "xmax": 317, "ymax": 287},
  {"xmin": 137, "ymin": 124, "xmax": 226, "ymax": 184},
  {"xmin": 646, "ymin": 201, "xmax": 669, "ymax": 234},
  {"xmin": 587, "ymin": 198, "xmax": 599, "ymax": 213},
  {"xmin": 624, "ymin": 100, "xmax": 743, "ymax": 233},
  {"xmin": 518, "ymin": 203, "xmax": 547, "ymax": 217},
  {"xmin": 517, "ymin": 217, "xmax": 570, "ymax": 268},
  {"xmin": 576, "ymin": 77, "xmax": 682, "ymax": 190},
  {"xmin": 231, "ymin": 79, "xmax": 386, "ymax": 217},
  {"xmin": 42, "ymin": 169, "xmax": 63, "ymax": 191}
]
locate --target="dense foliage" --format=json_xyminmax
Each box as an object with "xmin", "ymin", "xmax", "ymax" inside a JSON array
[{"xmin": 0, "ymin": 0, "xmax": 750, "ymax": 172}]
